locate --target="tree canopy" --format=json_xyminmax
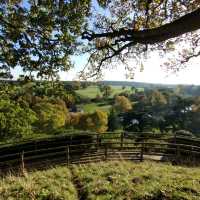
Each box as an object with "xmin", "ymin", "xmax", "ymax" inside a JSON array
[
  {"xmin": 0, "ymin": 0, "xmax": 90, "ymax": 79},
  {"xmin": 81, "ymin": 0, "xmax": 200, "ymax": 78},
  {"xmin": 0, "ymin": 1, "xmax": 200, "ymax": 79}
]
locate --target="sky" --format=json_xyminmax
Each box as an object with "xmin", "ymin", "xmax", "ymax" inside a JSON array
[
  {"xmin": 12, "ymin": 50, "xmax": 200, "ymax": 85},
  {"xmin": 58, "ymin": 54, "xmax": 200, "ymax": 85}
]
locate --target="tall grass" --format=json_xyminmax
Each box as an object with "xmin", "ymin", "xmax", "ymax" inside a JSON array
[{"xmin": 0, "ymin": 167, "xmax": 78, "ymax": 200}]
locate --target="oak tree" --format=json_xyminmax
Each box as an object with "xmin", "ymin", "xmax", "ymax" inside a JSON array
[
  {"xmin": 81, "ymin": 0, "xmax": 200, "ymax": 78},
  {"xmin": 0, "ymin": 0, "xmax": 90, "ymax": 79}
]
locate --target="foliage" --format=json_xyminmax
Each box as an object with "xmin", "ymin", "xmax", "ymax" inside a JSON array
[
  {"xmin": 108, "ymin": 108, "xmax": 121, "ymax": 131},
  {"xmin": 73, "ymin": 110, "xmax": 108, "ymax": 133},
  {"xmin": 121, "ymin": 91, "xmax": 198, "ymax": 133},
  {"xmin": 114, "ymin": 95, "xmax": 132, "ymax": 113},
  {"xmin": 147, "ymin": 90, "xmax": 168, "ymax": 106},
  {"xmin": 2, "ymin": 80, "xmax": 200, "ymax": 142},
  {"xmin": 72, "ymin": 81, "xmax": 81, "ymax": 90},
  {"xmin": 81, "ymin": 1, "xmax": 200, "ymax": 78},
  {"xmin": 121, "ymin": 101, "xmax": 153, "ymax": 132},
  {"xmin": 102, "ymin": 85, "xmax": 112, "ymax": 98},
  {"xmin": 0, "ymin": 99, "xmax": 37, "ymax": 139},
  {"xmin": 33, "ymin": 101, "xmax": 70, "ymax": 133},
  {"xmin": 90, "ymin": 110, "xmax": 108, "ymax": 133},
  {"xmin": 0, "ymin": 0, "xmax": 91, "ymax": 79}
]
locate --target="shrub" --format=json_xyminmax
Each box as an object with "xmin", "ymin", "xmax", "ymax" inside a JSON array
[
  {"xmin": 0, "ymin": 99, "xmax": 37, "ymax": 139},
  {"xmin": 33, "ymin": 101, "xmax": 70, "ymax": 133}
]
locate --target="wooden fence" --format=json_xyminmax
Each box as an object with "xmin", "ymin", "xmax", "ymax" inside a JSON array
[{"xmin": 0, "ymin": 132, "xmax": 200, "ymax": 174}]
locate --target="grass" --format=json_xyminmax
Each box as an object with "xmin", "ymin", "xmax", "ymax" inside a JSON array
[
  {"xmin": 73, "ymin": 161, "xmax": 200, "ymax": 200},
  {"xmin": 76, "ymin": 85, "xmax": 135, "ymax": 99},
  {"xmin": 1, "ymin": 161, "xmax": 200, "ymax": 200},
  {"xmin": 0, "ymin": 167, "xmax": 78, "ymax": 200},
  {"xmin": 76, "ymin": 85, "xmax": 136, "ymax": 113},
  {"xmin": 76, "ymin": 85, "xmax": 101, "ymax": 99},
  {"xmin": 80, "ymin": 103, "xmax": 111, "ymax": 113},
  {"xmin": 76, "ymin": 85, "xmax": 144, "ymax": 113}
]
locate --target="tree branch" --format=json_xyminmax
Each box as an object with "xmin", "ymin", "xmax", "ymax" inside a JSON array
[{"xmin": 82, "ymin": 8, "xmax": 200, "ymax": 45}]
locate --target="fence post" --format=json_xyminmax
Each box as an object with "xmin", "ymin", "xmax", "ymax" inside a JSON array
[
  {"xmin": 140, "ymin": 142, "xmax": 144, "ymax": 162},
  {"xmin": 120, "ymin": 132, "xmax": 124, "ymax": 149},
  {"xmin": 191, "ymin": 146, "xmax": 196, "ymax": 164},
  {"xmin": 21, "ymin": 151, "xmax": 25, "ymax": 172},
  {"xmin": 104, "ymin": 144, "xmax": 108, "ymax": 161},
  {"xmin": 96, "ymin": 134, "xmax": 99, "ymax": 151},
  {"xmin": 70, "ymin": 135, "xmax": 72, "ymax": 145},
  {"xmin": 34, "ymin": 141, "xmax": 37, "ymax": 151},
  {"xmin": 176, "ymin": 145, "xmax": 180, "ymax": 162},
  {"xmin": 66, "ymin": 146, "xmax": 70, "ymax": 166}
]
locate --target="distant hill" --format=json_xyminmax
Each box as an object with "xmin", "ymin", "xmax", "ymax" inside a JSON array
[
  {"xmin": 99, "ymin": 80, "xmax": 178, "ymax": 89},
  {"xmin": 1, "ymin": 79, "xmax": 200, "ymax": 94}
]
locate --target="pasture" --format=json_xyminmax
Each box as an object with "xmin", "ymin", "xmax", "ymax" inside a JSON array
[
  {"xmin": 76, "ymin": 85, "xmax": 135, "ymax": 99},
  {"xmin": 1, "ymin": 161, "xmax": 200, "ymax": 200},
  {"xmin": 76, "ymin": 85, "xmax": 141, "ymax": 113},
  {"xmin": 79, "ymin": 103, "xmax": 111, "ymax": 113}
]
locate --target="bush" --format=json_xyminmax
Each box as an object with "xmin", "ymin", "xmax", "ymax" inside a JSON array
[
  {"xmin": 72, "ymin": 110, "xmax": 108, "ymax": 133},
  {"xmin": 114, "ymin": 95, "xmax": 132, "ymax": 112},
  {"xmin": 0, "ymin": 99, "xmax": 37, "ymax": 139},
  {"xmin": 33, "ymin": 101, "xmax": 70, "ymax": 133}
]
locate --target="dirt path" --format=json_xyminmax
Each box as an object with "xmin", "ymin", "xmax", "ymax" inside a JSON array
[{"xmin": 70, "ymin": 166, "xmax": 88, "ymax": 200}]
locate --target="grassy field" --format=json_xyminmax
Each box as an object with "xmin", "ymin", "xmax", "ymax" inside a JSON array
[
  {"xmin": 0, "ymin": 167, "xmax": 78, "ymax": 200},
  {"xmin": 76, "ymin": 85, "xmax": 101, "ymax": 99},
  {"xmin": 76, "ymin": 85, "xmax": 134, "ymax": 99},
  {"xmin": 76, "ymin": 85, "xmax": 139, "ymax": 113},
  {"xmin": 1, "ymin": 161, "xmax": 200, "ymax": 200},
  {"xmin": 79, "ymin": 103, "xmax": 111, "ymax": 113}
]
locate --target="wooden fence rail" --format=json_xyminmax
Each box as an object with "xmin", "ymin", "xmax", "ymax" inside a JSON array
[{"xmin": 1, "ymin": 132, "xmax": 200, "ymax": 174}]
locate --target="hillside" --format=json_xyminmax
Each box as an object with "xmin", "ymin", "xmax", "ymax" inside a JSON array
[
  {"xmin": 100, "ymin": 80, "xmax": 178, "ymax": 89},
  {"xmin": 1, "ymin": 161, "xmax": 200, "ymax": 200}
]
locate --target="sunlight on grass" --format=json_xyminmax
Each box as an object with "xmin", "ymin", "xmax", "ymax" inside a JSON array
[
  {"xmin": 72, "ymin": 161, "xmax": 200, "ymax": 200},
  {"xmin": 76, "ymin": 85, "xmax": 136, "ymax": 99},
  {"xmin": 1, "ymin": 161, "xmax": 200, "ymax": 200},
  {"xmin": 81, "ymin": 103, "xmax": 111, "ymax": 113},
  {"xmin": 0, "ymin": 167, "xmax": 78, "ymax": 200}
]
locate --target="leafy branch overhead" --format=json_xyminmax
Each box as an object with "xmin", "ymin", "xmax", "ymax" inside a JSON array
[
  {"xmin": 0, "ymin": 0, "xmax": 90, "ymax": 79},
  {"xmin": 1, "ymin": 0, "xmax": 200, "ymax": 80},
  {"xmin": 81, "ymin": 0, "xmax": 200, "ymax": 78}
]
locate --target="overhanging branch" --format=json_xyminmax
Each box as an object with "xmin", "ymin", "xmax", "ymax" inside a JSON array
[{"xmin": 82, "ymin": 8, "xmax": 200, "ymax": 45}]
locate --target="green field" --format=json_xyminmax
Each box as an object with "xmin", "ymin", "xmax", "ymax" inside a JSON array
[
  {"xmin": 76, "ymin": 85, "xmax": 101, "ymax": 99},
  {"xmin": 76, "ymin": 85, "xmax": 139, "ymax": 113},
  {"xmin": 79, "ymin": 103, "xmax": 111, "ymax": 113},
  {"xmin": 76, "ymin": 85, "xmax": 135, "ymax": 99},
  {"xmin": 1, "ymin": 161, "xmax": 200, "ymax": 200}
]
